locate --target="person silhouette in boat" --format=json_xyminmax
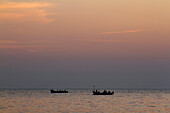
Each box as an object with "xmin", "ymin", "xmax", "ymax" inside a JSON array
[{"xmin": 103, "ymin": 90, "xmax": 107, "ymax": 94}]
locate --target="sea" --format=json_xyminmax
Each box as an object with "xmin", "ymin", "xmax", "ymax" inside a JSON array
[{"xmin": 0, "ymin": 89, "xmax": 170, "ymax": 113}]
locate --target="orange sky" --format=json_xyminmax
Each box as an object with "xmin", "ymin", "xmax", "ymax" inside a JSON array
[
  {"xmin": 0, "ymin": 0, "xmax": 170, "ymax": 88},
  {"xmin": 1, "ymin": 0, "xmax": 170, "ymax": 58},
  {"xmin": 0, "ymin": 0, "xmax": 169, "ymax": 59}
]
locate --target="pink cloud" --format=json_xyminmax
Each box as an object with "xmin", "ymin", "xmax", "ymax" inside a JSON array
[
  {"xmin": 0, "ymin": 40, "xmax": 42, "ymax": 44},
  {"xmin": 0, "ymin": 40, "xmax": 41, "ymax": 49},
  {"xmin": 0, "ymin": 45, "xmax": 40, "ymax": 49},
  {"xmin": 0, "ymin": 40, "xmax": 18, "ymax": 44},
  {"xmin": 101, "ymin": 29, "xmax": 144, "ymax": 35},
  {"xmin": 91, "ymin": 39, "xmax": 121, "ymax": 43}
]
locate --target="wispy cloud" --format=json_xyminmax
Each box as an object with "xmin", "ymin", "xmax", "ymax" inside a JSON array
[
  {"xmin": 90, "ymin": 39, "xmax": 121, "ymax": 43},
  {"xmin": 0, "ymin": 2, "xmax": 54, "ymax": 24},
  {"xmin": 0, "ymin": 40, "xmax": 65, "ymax": 54},
  {"xmin": 0, "ymin": 2, "xmax": 51, "ymax": 9},
  {"xmin": 0, "ymin": 40, "xmax": 40, "ymax": 49},
  {"xmin": 0, "ymin": 40, "xmax": 18, "ymax": 44},
  {"xmin": 101, "ymin": 29, "xmax": 144, "ymax": 35},
  {"xmin": 0, "ymin": 40, "xmax": 42, "ymax": 44},
  {"xmin": 0, "ymin": 45, "xmax": 40, "ymax": 49},
  {"xmin": 74, "ymin": 38, "xmax": 121, "ymax": 43}
]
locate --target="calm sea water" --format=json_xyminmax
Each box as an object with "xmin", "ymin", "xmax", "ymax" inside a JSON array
[{"xmin": 0, "ymin": 89, "xmax": 170, "ymax": 113}]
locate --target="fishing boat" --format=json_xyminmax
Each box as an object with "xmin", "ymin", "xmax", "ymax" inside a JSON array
[
  {"xmin": 92, "ymin": 85, "xmax": 114, "ymax": 95},
  {"xmin": 92, "ymin": 90, "xmax": 114, "ymax": 95},
  {"xmin": 50, "ymin": 89, "xmax": 68, "ymax": 93}
]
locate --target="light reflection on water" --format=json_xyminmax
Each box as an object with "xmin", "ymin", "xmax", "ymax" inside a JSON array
[{"xmin": 0, "ymin": 89, "xmax": 170, "ymax": 113}]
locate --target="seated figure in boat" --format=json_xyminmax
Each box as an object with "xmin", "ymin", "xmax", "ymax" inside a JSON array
[{"xmin": 103, "ymin": 90, "xmax": 107, "ymax": 94}]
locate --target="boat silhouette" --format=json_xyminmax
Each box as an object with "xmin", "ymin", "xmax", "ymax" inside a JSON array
[
  {"xmin": 92, "ymin": 85, "xmax": 114, "ymax": 95},
  {"xmin": 50, "ymin": 89, "xmax": 68, "ymax": 93},
  {"xmin": 92, "ymin": 90, "xmax": 114, "ymax": 95}
]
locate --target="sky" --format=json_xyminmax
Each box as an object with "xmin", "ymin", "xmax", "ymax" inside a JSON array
[{"xmin": 0, "ymin": 0, "xmax": 170, "ymax": 89}]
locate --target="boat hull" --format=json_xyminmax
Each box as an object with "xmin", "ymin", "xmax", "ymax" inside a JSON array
[
  {"xmin": 92, "ymin": 91, "xmax": 114, "ymax": 95},
  {"xmin": 50, "ymin": 90, "xmax": 68, "ymax": 93}
]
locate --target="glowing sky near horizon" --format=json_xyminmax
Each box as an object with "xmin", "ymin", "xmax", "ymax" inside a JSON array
[{"xmin": 0, "ymin": 0, "xmax": 170, "ymax": 88}]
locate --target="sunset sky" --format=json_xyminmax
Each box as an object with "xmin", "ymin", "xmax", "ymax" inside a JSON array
[{"xmin": 0, "ymin": 0, "xmax": 170, "ymax": 88}]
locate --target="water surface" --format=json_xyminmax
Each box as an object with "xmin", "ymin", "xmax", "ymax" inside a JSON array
[{"xmin": 0, "ymin": 89, "xmax": 170, "ymax": 113}]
